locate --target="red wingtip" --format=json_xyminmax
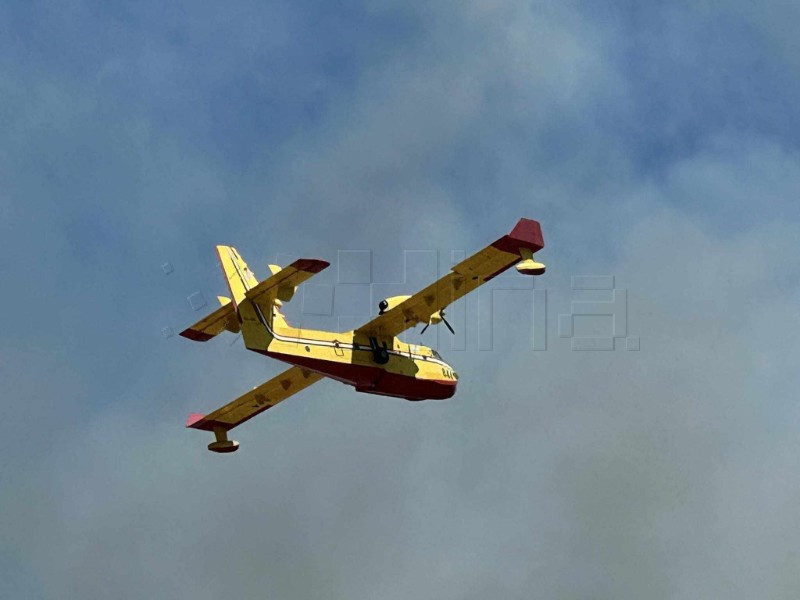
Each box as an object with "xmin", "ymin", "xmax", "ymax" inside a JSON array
[
  {"xmin": 491, "ymin": 218, "xmax": 545, "ymax": 255},
  {"xmin": 180, "ymin": 328, "xmax": 214, "ymax": 342},
  {"xmin": 186, "ymin": 413, "xmax": 206, "ymax": 428},
  {"xmin": 294, "ymin": 258, "xmax": 330, "ymax": 273},
  {"xmin": 509, "ymin": 218, "xmax": 544, "ymax": 250}
]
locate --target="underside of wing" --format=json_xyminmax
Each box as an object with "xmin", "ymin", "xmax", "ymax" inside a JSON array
[
  {"xmin": 356, "ymin": 218, "xmax": 545, "ymax": 338},
  {"xmin": 186, "ymin": 365, "xmax": 325, "ymax": 436}
]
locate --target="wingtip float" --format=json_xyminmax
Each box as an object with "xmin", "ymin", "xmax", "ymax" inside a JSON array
[{"xmin": 181, "ymin": 218, "xmax": 546, "ymax": 453}]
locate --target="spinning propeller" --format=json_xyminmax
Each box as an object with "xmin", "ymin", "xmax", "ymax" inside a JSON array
[{"xmin": 420, "ymin": 309, "xmax": 455, "ymax": 335}]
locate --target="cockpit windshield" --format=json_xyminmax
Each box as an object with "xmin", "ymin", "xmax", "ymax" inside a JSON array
[{"xmin": 431, "ymin": 349, "xmax": 443, "ymax": 360}]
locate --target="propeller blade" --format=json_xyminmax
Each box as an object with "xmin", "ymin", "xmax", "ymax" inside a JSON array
[
  {"xmin": 441, "ymin": 315, "xmax": 455, "ymax": 335},
  {"xmin": 421, "ymin": 323, "xmax": 430, "ymax": 334}
]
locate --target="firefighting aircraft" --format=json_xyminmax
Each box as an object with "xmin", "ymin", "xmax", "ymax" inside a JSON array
[{"xmin": 181, "ymin": 218, "xmax": 545, "ymax": 453}]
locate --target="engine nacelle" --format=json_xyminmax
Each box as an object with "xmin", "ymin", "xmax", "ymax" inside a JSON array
[{"xmin": 378, "ymin": 295, "xmax": 411, "ymax": 315}]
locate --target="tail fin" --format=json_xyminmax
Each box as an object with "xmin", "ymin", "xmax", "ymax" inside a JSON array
[
  {"xmin": 181, "ymin": 247, "xmax": 330, "ymax": 345},
  {"xmin": 216, "ymin": 245, "xmax": 259, "ymax": 308}
]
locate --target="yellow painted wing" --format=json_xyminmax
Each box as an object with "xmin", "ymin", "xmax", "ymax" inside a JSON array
[
  {"xmin": 356, "ymin": 218, "xmax": 544, "ymax": 338},
  {"xmin": 186, "ymin": 366, "xmax": 324, "ymax": 432}
]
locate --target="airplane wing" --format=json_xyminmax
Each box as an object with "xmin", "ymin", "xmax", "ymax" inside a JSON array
[
  {"xmin": 356, "ymin": 218, "xmax": 544, "ymax": 338},
  {"xmin": 246, "ymin": 258, "xmax": 329, "ymax": 310},
  {"xmin": 186, "ymin": 365, "xmax": 324, "ymax": 433}
]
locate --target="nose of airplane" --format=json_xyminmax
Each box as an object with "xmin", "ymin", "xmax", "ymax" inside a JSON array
[{"xmin": 436, "ymin": 378, "xmax": 457, "ymax": 399}]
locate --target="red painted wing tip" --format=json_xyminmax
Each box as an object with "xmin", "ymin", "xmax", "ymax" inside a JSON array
[
  {"xmin": 180, "ymin": 328, "xmax": 214, "ymax": 342},
  {"xmin": 294, "ymin": 258, "xmax": 330, "ymax": 273},
  {"xmin": 186, "ymin": 413, "xmax": 206, "ymax": 428},
  {"xmin": 509, "ymin": 218, "xmax": 544, "ymax": 248},
  {"xmin": 490, "ymin": 218, "xmax": 545, "ymax": 256}
]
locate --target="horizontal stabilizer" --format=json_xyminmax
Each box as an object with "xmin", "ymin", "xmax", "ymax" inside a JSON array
[
  {"xmin": 245, "ymin": 258, "xmax": 329, "ymax": 308},
  {"xmin": 180, "ymin": 300, "xmax": 240, "ymax": 342}
]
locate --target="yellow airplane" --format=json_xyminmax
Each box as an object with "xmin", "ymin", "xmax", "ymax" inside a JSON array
[{"xmin": 182, "ymin": 218, "xmax": 546, "ymax": 453}]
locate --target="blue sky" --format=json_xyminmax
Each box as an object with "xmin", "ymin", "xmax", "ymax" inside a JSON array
[{"xmin": 2, "ymin": 2, "xmax": 800, "ymax": 598}]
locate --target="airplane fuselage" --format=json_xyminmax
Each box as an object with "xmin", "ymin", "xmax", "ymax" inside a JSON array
[{"xmin": 239, "ymin": 301, "xmax": 458, "ymax": 401}]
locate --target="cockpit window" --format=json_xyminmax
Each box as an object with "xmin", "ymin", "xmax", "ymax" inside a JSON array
[{"xmin": 431, "ymin": 349, "xmax": 442, "ymax": 360}]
